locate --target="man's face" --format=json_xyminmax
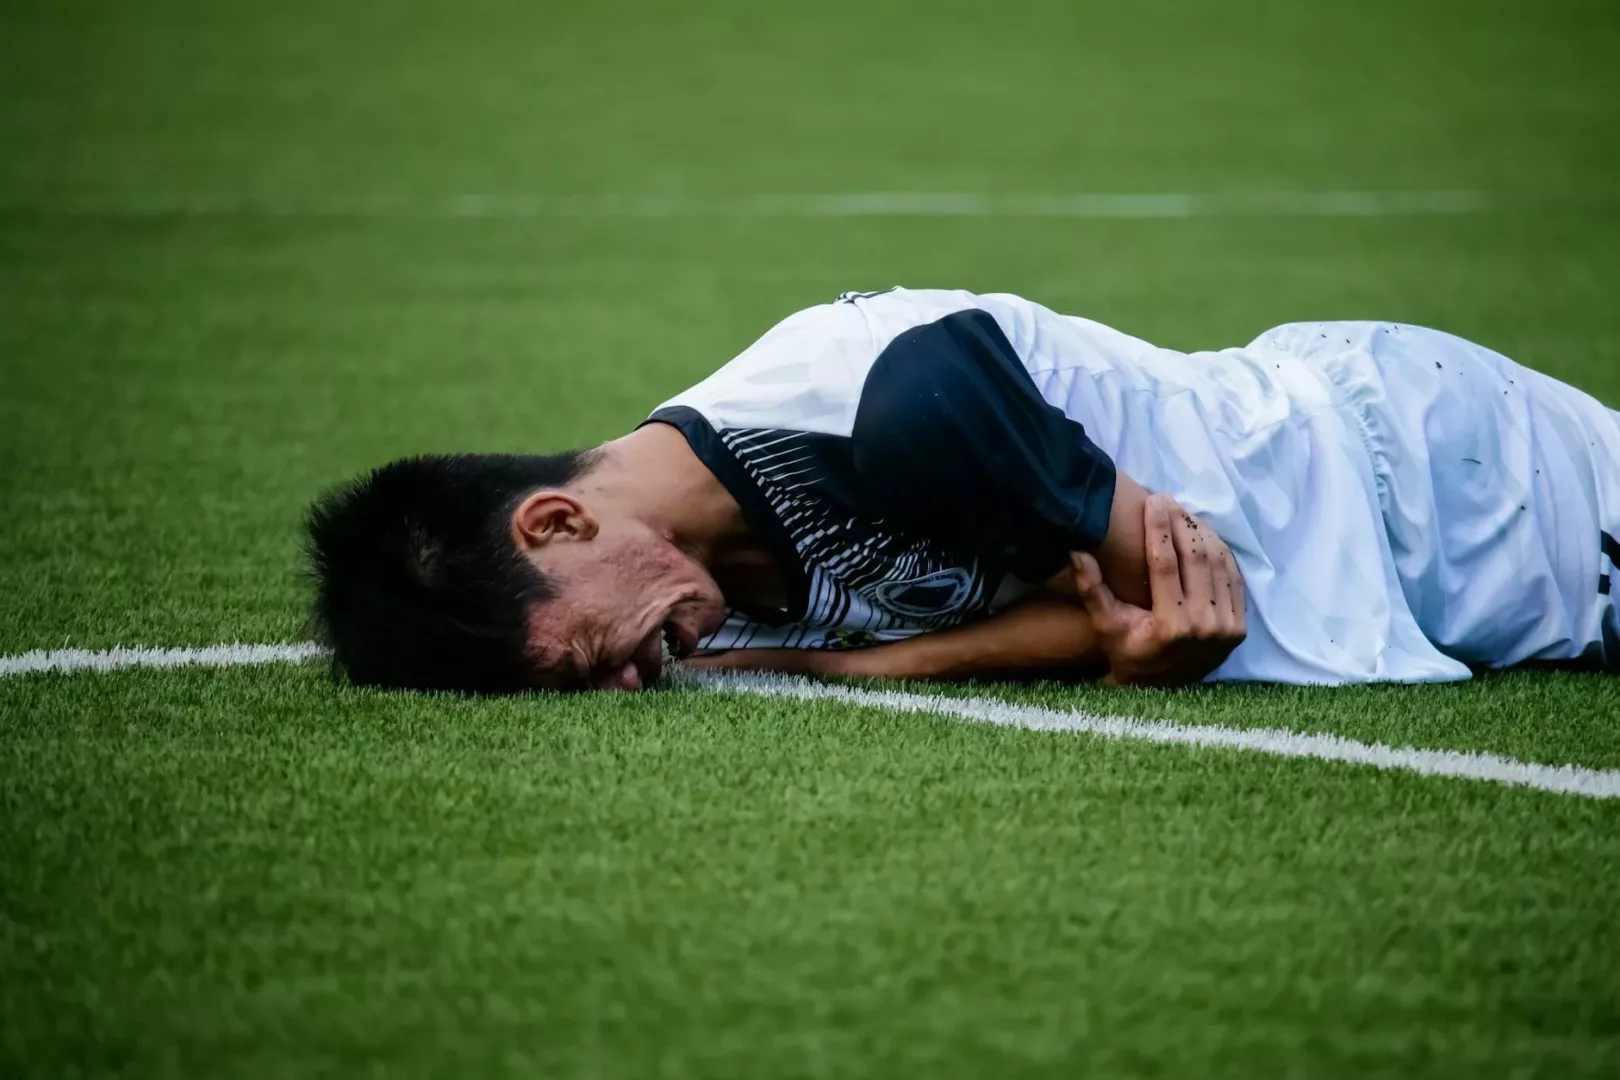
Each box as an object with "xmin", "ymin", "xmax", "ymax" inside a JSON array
[{"xmin": 519, "ymin": 511, "xmax": 727, "ymax": 691}]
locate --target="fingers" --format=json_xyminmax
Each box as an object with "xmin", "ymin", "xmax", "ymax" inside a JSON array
[
  {"xmin": 1164, "ymin": 498, "xmax": 1247, "ymax": 643},
  {"xmin": 1142, "ymin": 494, "xmax": 1186, "ymax": 618},
  {"xmin": 1169, "ymin": 506, "xmax": 1216, "ymax": 628},
  {"xmin": 1208, "ymin": 536, "xmax": 1234, "ymax": 627},
  {"xmin": 1182, "ymin": 511, "xmax": 1245, "ymax": 639},
  {"xmin": 1227, "ymin": 548, "xmax": 1247, "ymax": 628},
  {"xmin": 1070, "ymin": 551, "xmax": 1124, "ymax": 633}
]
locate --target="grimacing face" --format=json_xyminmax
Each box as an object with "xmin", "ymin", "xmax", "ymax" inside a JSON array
[{"xmin": 518, "ymin": 513, "xmax": 727, "ymax": 691}]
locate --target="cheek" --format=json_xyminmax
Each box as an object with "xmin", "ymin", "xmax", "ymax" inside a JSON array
[
  {"xmin": 559, "ymin": 533, "xmax": 683, "ymax": 618},
  {"xmin": 606, "ymin": 535, "xmax": 683, "ymax": 589},
  {"xmin": 580, "ymin": 561, "xmax": 658, "ymax": 627},
  {"xmin": 524, "ymin": 602, "xmax": 579, "ymax": 654},
  {"xmin": 652, "ymin": 547, "xmax": 695, "ymax": 584}
]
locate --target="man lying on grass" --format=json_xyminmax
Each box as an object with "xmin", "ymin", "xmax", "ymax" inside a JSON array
[{"xmin": 308, "ymin": 288, "xmax": 1620, "ymax": 692}]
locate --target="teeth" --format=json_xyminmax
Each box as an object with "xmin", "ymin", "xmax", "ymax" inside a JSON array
[{"xmin": 660, "ymin": 626, "xmax": 677, "ymax": 667}]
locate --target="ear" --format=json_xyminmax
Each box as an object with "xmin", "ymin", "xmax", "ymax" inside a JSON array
[{"xmin": 510, "ymin": 491, "xmax": 599, "ymax": 551}]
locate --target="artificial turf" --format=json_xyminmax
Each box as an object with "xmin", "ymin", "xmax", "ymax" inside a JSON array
[{"xmin": 3, "ymin": 0, "xmax": 1620, "ymax": 1076}]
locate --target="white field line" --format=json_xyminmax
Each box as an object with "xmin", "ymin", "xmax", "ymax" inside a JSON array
[
  {"xmin": 0, "ymin": 190, "xmax": 1492, "ymax": 220},
  {"xmin": 4, "ymin": 642, "xmax": 1617, "ymax": 799},
  {"xmin": 678, "ymin": 670, "xmax": 1620, "ymax": 800},
  {"xmin": 0, "ymin": 641, "xmax": 327, "ymax": 678}
]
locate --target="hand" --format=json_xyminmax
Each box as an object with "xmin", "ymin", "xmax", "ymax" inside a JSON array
[{"xmin": 1071, "ymin": 493, "xmax": 1246, "ymax": 687}]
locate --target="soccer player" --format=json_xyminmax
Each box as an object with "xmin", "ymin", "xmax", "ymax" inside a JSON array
[{"xmin": 307, "ymin": 288, "xmax": 1620, "ymax": 692}]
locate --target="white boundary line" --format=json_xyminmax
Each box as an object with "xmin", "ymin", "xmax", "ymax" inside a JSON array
[
  {"xmin": 4, "ymin": 642, "xmax": 1617, "ymax": 800},
  {"xmin": 682, "ymin": 670, "xmax": 1620, "ymax": 800},
  {"xmin": 0, "ymin": 642, "xmax": 326, "ymax": 678},
  {"xmin": 0, "ymin": 190, "xmax": 1493, "ymax": 220}
]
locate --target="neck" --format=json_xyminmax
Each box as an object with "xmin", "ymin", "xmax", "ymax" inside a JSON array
[{"xmin": 580, "ymin": 423, "xmax": 750, "ymax": 564}]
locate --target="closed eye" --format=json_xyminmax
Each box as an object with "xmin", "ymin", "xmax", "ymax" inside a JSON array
[{"xmin": 533, "ymin": 648, "xmax": 588, "ymax": 692}]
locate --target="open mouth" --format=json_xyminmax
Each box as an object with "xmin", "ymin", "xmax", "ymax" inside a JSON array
[
  {"xmin": 629, "ymin": 618, "xmax": 697, "ymax": 690},
  {"xmin": 659, "ymin": 620, "xmax": 686, "ymax": 669}
]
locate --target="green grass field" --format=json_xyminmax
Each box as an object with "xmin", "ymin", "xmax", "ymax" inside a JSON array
[{"xmin": 4, "ymin": 0, "xmax": 1620, "ymax": 1075}]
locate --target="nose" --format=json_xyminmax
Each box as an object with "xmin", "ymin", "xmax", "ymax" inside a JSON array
[{"xmin": 594, "ymin": 660, "xmax": 643, "ymax": 692}]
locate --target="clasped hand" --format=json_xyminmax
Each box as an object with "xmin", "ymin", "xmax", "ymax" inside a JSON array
[{"xmin": 1070, "ymin": 492, "xmax": 1246, "ymax": 686}]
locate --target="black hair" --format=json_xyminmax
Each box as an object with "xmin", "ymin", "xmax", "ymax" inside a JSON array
[{"xmin": 306, "ymin": 450, "xmax": 596, "ymax": 693}]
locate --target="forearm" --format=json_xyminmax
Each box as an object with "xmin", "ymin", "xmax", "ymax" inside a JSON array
[
  {"xmin": 845, "ymin": 598, "xmax": 1108, "ymax": 681},
  {"xmin": 690, "ymin": 482, "xmax": 1244, "ymax": 688},
  {"xmin": 691, "ymin": 474, "xmax": 1149, "ymax": 685},
  {"xmin": 833, "ymin": 472, "xmax": 1153, "ymax": 681},
  {"xmin": 692, "ymin": 596, "xmax": 1108, "ymax": 683}
]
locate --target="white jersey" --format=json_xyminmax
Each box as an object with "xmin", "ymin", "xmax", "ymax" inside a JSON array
[{"xmin": 651, "ymin": 287, "xmax": 1620, "ymax": 683}]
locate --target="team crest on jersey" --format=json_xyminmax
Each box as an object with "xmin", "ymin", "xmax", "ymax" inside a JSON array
[{"xmin": 870, "ymin": 567, "xmax": 975, "ymax": 619}]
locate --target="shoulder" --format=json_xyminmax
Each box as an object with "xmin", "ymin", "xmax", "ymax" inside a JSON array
[
  {"xmin": 654, "ymin": 288, "xmax": 1004, "ymax": 437},
  {"xmin": 653, "ymin": 298, "xmax": 869, "ymax": 436}
]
